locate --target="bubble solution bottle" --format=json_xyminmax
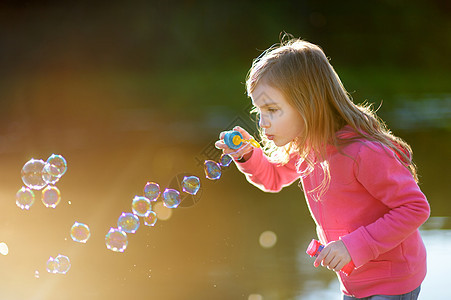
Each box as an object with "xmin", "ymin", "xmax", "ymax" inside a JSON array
[{"xmin": 306, "ymin": 239, "xmax": 355, "ymax": 276}]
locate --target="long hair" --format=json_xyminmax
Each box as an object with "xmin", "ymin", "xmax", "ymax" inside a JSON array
[{"xmin": 246, "ymin": 35, "xmax": 418, "ymax": 198}]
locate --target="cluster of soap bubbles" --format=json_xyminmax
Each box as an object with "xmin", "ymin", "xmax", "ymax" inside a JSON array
[
  {"xmin": 105, "ymin": 175, "xmax": 202, "ymax": 252},
  {"xmin": 204, "ymin": 154, "xmax": 233, "ymax": 180},
  {"xmin": 16, "ymin": 154, "xmax": 67, "ymax": 210},
  {"xmin": 16, "ymin": 148, "xmax": 236, "ymax": 276},
  {"xmin": 103, "ymin": 153, "xmax": 234, "ymax": 253},
  {"xmin": 15, "ymin": 154, "xmax": 76, "ymax": 276},
  {"xmin": 46, "ymin": 254, "xmax": 71, "ymax": 275}
]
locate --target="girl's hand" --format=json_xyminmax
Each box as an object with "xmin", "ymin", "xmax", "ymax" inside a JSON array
[
  {"xmin": 314, "ymin": 240, "xmax": 352, "ymax": 272},
  {"xmin": 215, "ymin": 126, "xmax": 255, "ymax": 161}
]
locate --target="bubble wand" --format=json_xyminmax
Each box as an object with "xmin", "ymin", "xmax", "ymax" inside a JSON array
[{"xmin": 223, "ymin": 130, "xmax": 260, "ymax": 150}]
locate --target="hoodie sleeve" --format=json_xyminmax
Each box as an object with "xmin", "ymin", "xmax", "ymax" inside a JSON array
[
  {"xmin": 340, "ymin": 142, "xmax": 430, "ymax": 267},
  {"xmin": 234, "ymin": 147, "xmax": 301, "ymax": 193}
]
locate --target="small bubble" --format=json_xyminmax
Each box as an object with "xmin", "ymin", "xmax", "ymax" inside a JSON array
[
  {"xmin": 21, "ymin": 159, "xmax": 47, "ymax": 190},
  {"xmin": 143, "ymin": 182, "xmax": 160, "ymax": 201},
  {"xmin": 45, "ymin": 154, "xmax": 67, "ymax": 177},
  {"xmin": 41, "ymin": 185, "xmax": 61, "ymax": 208},
  {"xmin": 204, "ymin": 160, "xmax": 221, "ymax": 180},
  {"xmin": 34, "ymin": 270, "xmax": 40, "ymax": 279},
  {"xmin": 132, "ymin": 196, "xmax": 151, "ymax": 217},
  {"xmin": 46, "ymin": 257, "xmax": 59, "ymax": 274},
  {"xmin": 162, "ymin": 189, "xmax": 181, "ymax": 208},
  {"xmin": 143, "ymin": 211, "xmax": 157, "ymax": 227},
  {"xmin": 118, "ymin": 212, "xmax": 140, "ymax": 234},
  {"xmin": 16, "ymin": 186, "xmax": 35, "ymax": 210},
  {"xmin": 70, "ymin": 222, "xmax": 91, "ymax": 243},
  {"xmin": 181, "ymin": 176, "xmax": 200, "ymax": 195},
  {"xmin": 55, "ymin": 254, "xmax": 71, "ymax": 274},
  {"xmin": 105, "ymin": 228, "xmax": 128, "ymax": 253},
  {"xmin": 219, "ymin": 154, "xmax": 233, "ymax": 167}
]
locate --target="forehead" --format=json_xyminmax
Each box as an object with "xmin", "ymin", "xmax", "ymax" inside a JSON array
[{"xmin": 251, "ymin": 83, "xmax": 288, "ymax": 107}]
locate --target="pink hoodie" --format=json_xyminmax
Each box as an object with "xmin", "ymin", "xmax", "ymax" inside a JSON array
[{"xmin": 235, "ymin": 132, "xmax": 430, "ymax": 297}]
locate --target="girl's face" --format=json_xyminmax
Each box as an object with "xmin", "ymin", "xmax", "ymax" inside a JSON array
[{"xmin": 250, "ymin": 83, "xmax": 304, "ymax": 147}]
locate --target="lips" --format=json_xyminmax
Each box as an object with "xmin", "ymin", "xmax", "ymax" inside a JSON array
[{"xmin": 265, "ymin": 134, "xmax": 274, "ymax": 140}]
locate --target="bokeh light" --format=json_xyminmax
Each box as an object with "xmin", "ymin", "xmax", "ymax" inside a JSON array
[
  {"xmin": 0, "ymin": 242, "xmax": 9, "ymax": 255},
  {"xmin": 153, "ymin": 202, "xmax": 172, "ymax": 221},
  {"xmin": 259, "ymin": 231, "xmax": 277, "ymax": 248}
]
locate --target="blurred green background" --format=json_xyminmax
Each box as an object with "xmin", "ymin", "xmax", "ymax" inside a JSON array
[{"xmin": 0, "ymin": 1, "xmax": 449, "ymax": 299}]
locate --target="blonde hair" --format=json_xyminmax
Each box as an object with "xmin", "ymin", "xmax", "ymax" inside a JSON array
[{"xmin": 246, "ymin": 35, "xmax": 418, "ymax": 197}]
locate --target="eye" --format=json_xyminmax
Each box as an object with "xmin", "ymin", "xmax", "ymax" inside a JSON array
[{"xmin": 265, "ymin": 107, "xmax": 279, "ymax": 114}]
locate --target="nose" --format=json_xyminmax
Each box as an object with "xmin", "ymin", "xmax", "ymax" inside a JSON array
[{"xmin": 259, "ymin": 114, "xmax": 270, "ymax": 128}]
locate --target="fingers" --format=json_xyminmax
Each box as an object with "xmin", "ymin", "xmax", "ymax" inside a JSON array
[
  {"xmin": 313, "ymin": 241, "xmax": 352, "ymax": 272},
  {"xmin": 314, "ymin": 246, "xmax": 328, "ymax": 268},
  {"xmin": 215, "ymin": 126, "xmax": 256, "ymax": 152},
  {"xmin": 233, "ymin": 126, "xmax": 252, "ymax": 139}
]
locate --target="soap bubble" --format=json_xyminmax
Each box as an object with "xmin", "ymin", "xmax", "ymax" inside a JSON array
[
  {"xmin": 21, "ymin": 159, "xmax": 47, "ymax": 190},
  {"xmin": 70, "ymin": 222, "xmax": 91, "ymax": 243},
  {"xmin": 46, "ymin": 257, "xmax": 59, "ymax": 274},
  {"xmin": 143, "ymin": 211, "xmax": 157, "ymax": 227},
  {"xmin": 118, "ymin": 212, "xmax": 140, "ymax": 234},
  {"xmin": 144, "ymin": 182, "xmax": 160, "ymax": 201},
  {"xmin": 105, "ymin": 228, "xmax": 128, "ymax": 253},
  {"xmin": 55, "ymin": 254, "xmax": 71, "ymax": 274},
  {"xmin": 219, "ymin": 154, "xmax": 233, "ymax": 167},
  {"xmin": 168, "ymin": 173, "xmax": 203, "ymax": 208},
  {"xmin": 162, "ymin": 188, "xmax": 181, "ymax": 208},
  {"xmin": 204, "ymin": 160, "xmax": 221, "ymax": 180},
  {"xmin": 43, "ymin": 154, "xmax": 67, "ymax": 185},
  {"xmin": 42, "ymin": 172, "xmax": 59, "ymax": 185},
  {"xmin": 16, "ymin": 186, "xmax": 35, "ymax": 210},
  {"xmin": 132, "ymin": 196, "xmax": 151, "ymax": 217},
  {"xmin": 45, "ymin": 154, "xmax": 67, "ymax": 177},
  {"xmin": 181, "ymin": 176, "xmax": 200, "ymax": 195},
  {"xmin": 34, "ymin": 270, "xmax": 40, "ymax": 279},
  {"xmin": 41, "ymin": 185, "xmax": 61, "ymax": 208},
  {"xmin": 46, "ymin": 255, "xmax": 71, "ymax": 274}
]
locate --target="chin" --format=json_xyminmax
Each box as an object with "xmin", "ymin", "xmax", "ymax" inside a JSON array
[{"xmin": 273, "ymin": 139, "xmax": 290, "ymax": 147}]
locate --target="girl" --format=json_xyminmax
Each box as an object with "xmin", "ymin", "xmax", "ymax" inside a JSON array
[{"xmin": 215, "ymin": 37, "xmax": 430, "ymax": 299}]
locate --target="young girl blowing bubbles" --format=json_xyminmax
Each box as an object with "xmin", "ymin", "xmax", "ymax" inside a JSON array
[{"xmin": 215, "ymin": 37, "xmax": 430, "ymax": 299}]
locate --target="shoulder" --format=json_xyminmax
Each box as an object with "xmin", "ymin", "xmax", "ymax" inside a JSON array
[{"xmin": 340, "ymin": 139, "xmax": 394, "ymax": 161}]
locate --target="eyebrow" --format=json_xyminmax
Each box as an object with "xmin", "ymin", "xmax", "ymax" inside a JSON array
[{"xmin": 254, "ymin": 101, "xmax": 279, "ymax": 109}]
